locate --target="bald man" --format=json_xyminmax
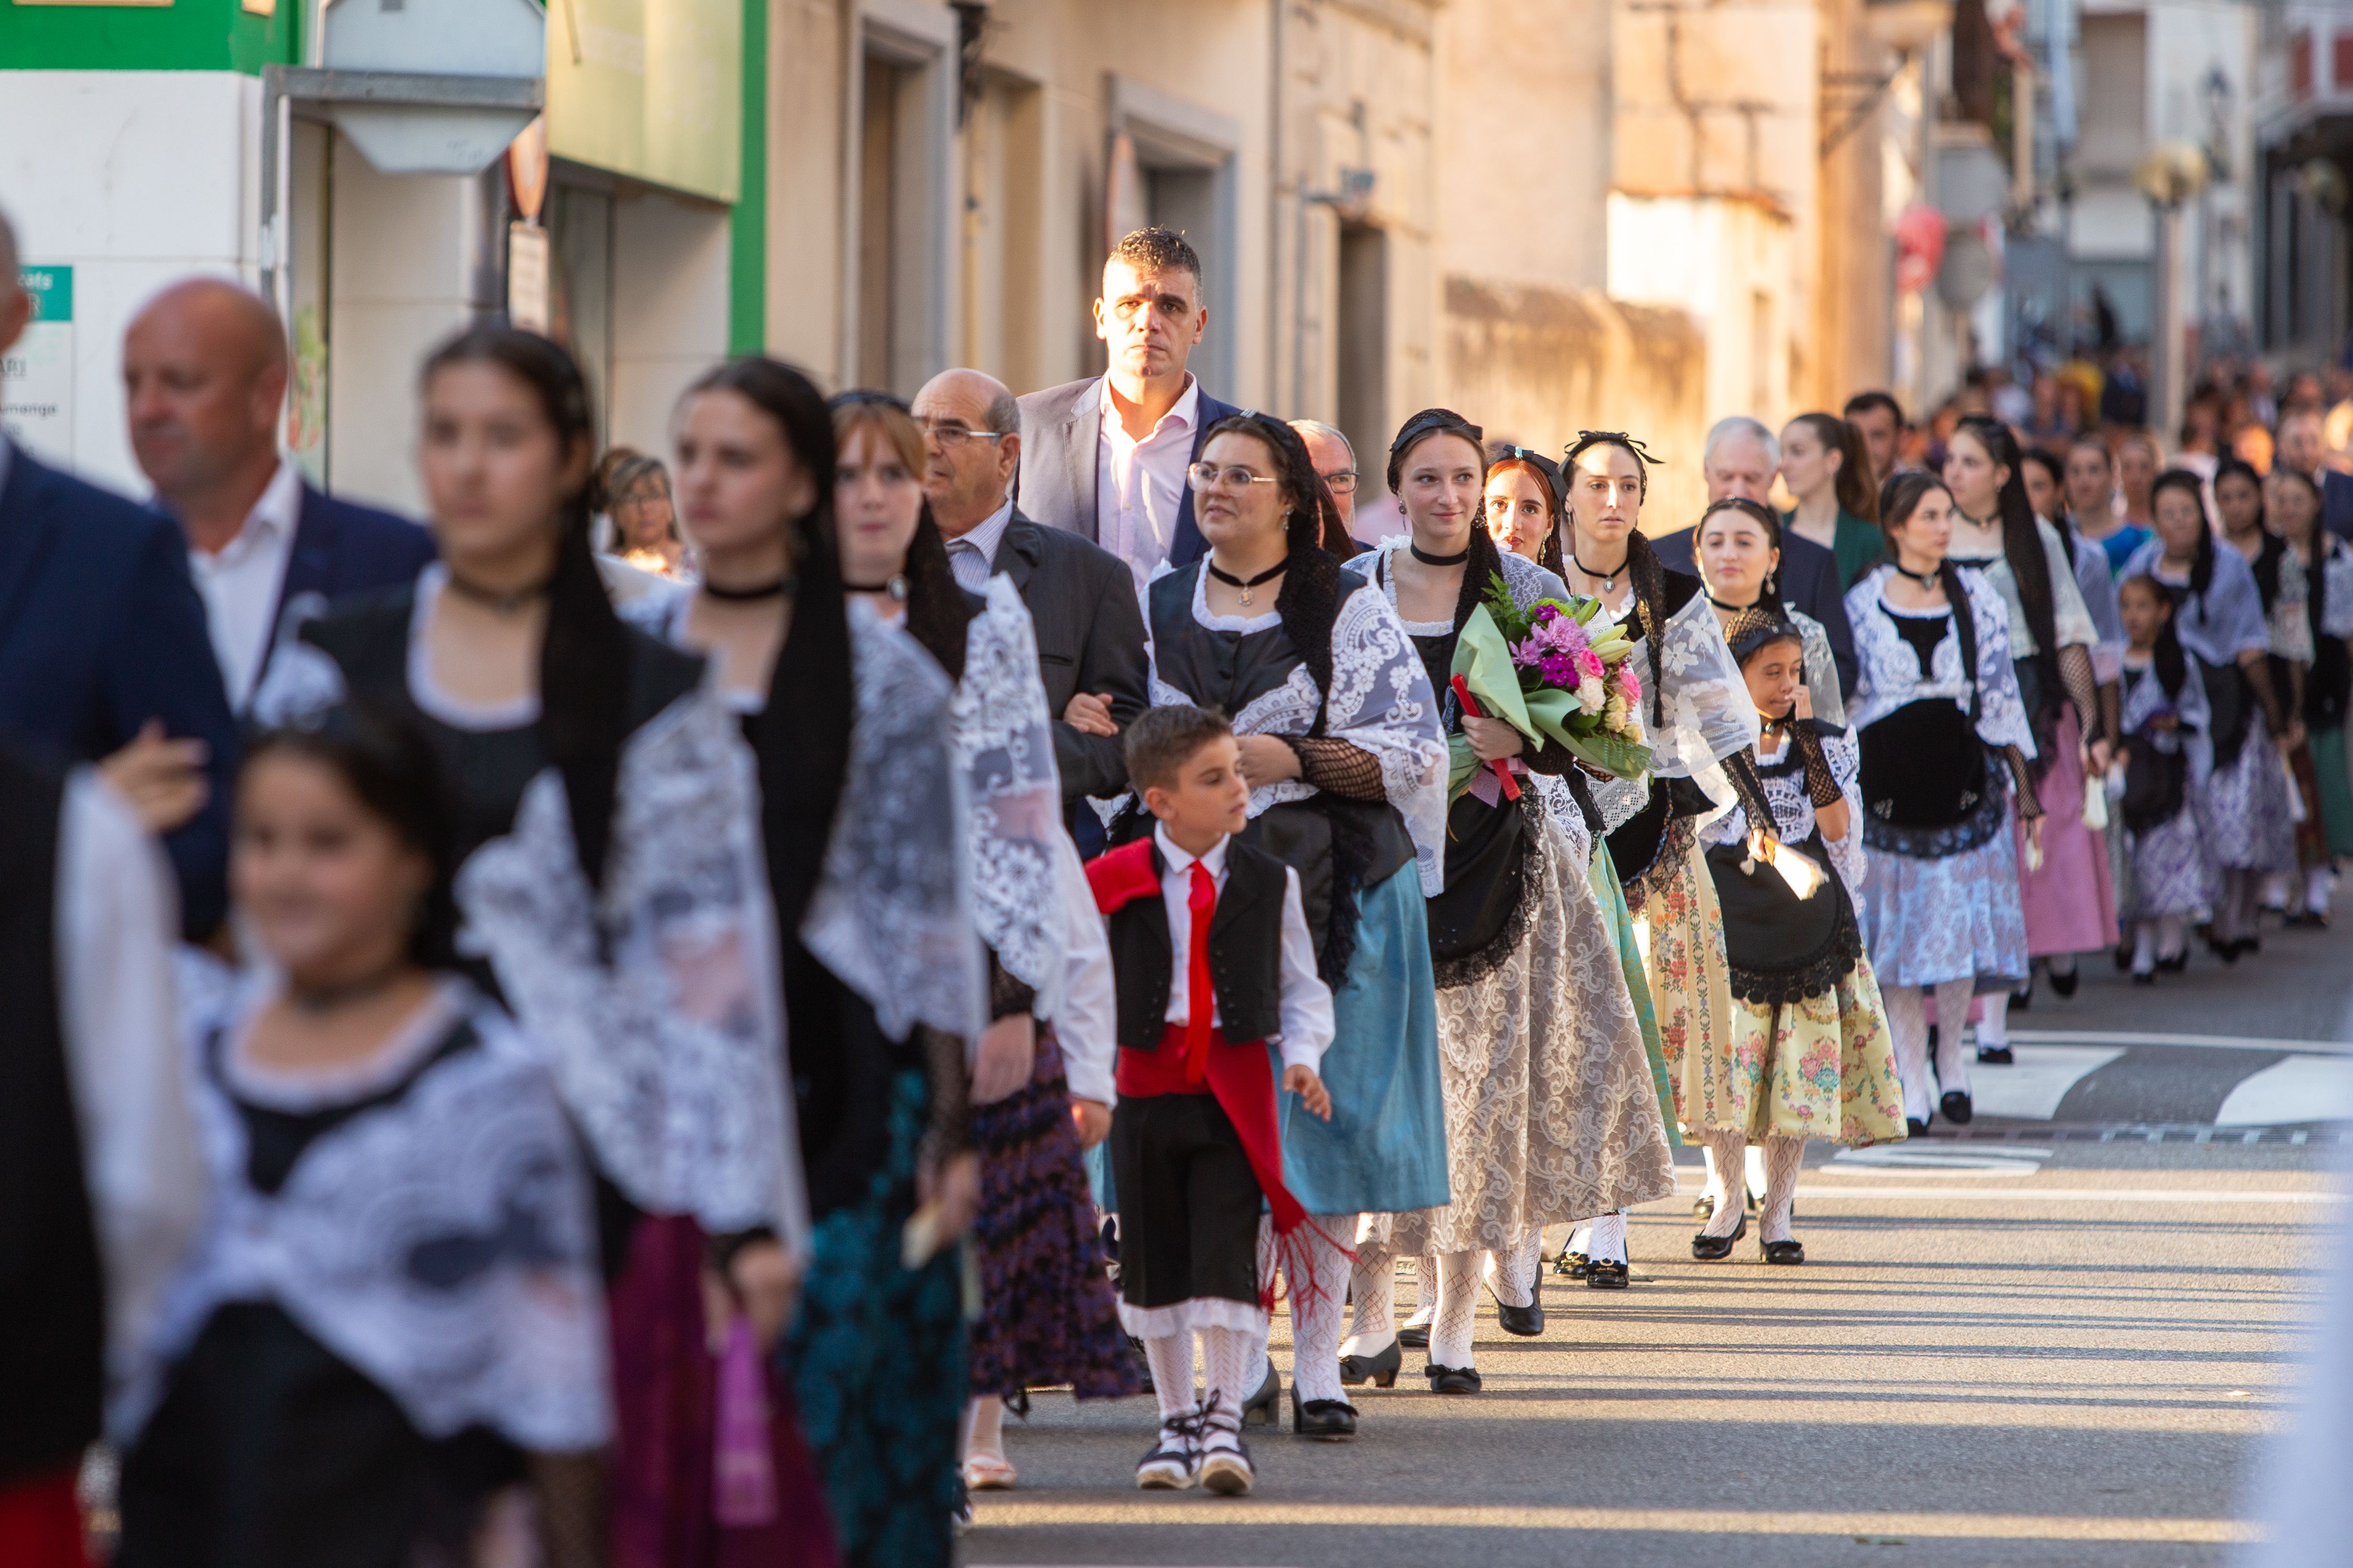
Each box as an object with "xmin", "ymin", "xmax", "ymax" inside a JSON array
[
  {"xmin": 124, "ymin": 278, "xmax": 433, "ymax": 711},
  {"xmin": 913, "ymin": 367, "xmax": 1147, "ymax": 837}
]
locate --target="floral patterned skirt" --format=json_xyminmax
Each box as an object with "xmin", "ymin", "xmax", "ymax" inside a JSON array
[
  {"xmin": 2123, "ymin": 801, "xmax": 2212, "ymax": 919},
  {"xmin": 1636, "ymin": 840, "xmax": 1738, "ymax": 1140},
  {"xmin": 967, "ymin": 1027, "xmax": 1139, "ymax": 1402},
  {"xmin": 1377, "ymin": 791, "xmax": 1675, "ymax": 1258},
  {"xmin": 2200, "ymin": 714, "xmax": 2297, "ymax": 872},
  {"xmin": 1860, "ymin": 810, "xmax": 2029, "ymax": 993},
  {"xmin": 1707, "ymin": 954, "xmax": 1906, "ymax": 1146}
]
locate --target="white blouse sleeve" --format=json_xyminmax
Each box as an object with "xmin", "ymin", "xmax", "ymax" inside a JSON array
[
  {"xmin": 1321, "ymin": 581, "xmax": 1451, "ymax": 894},
  {"xmin": 1044, "ymin": 831, "xmax": 1117, "ymax": 1106},
  {"xmin": 1274, "ymin": 865, "xmax": 1337, "ymax": 1074}
]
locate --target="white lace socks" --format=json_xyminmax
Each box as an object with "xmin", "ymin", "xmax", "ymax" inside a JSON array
[
  {"xmin": 1588, "ymin": 1211, "xmax": 1629, "ymax": 1264},
  {"xmin": 1932, "ymin": 978, "xmax": 1974, "ymax": 1098},
  {"xmin": 1144, "ymin": 1331, "xmax": 1196, "ymax": 1423},
  {"xmin": 1341, "ymin": 1234, "xmax": 1395, "ymax": 1359},
  {"xmin": 1200, "ymin": 1325, "xmax": 1257, "ymax": 1416},
  {"xmin": 1405, "ymin": 1252, "xmax": 1437, "ymax": 1329},
  {"xmin": 1429, "ymin": 1251, "xmax": 1482, "ymax": 1369},
  {"xmin": 1883, "ymin": 984, "xmax": 1932, "ymax": 1121},
  {"xmin": 1483, "ymin": 1229, "xmax": 1543, "ymax": 1309},
  {"xmin": 1701, "ymin": 1130, "xmax": 1748, "ymax": 1238},
  {"xmin": 1759, "ymin": 1135, "xmax": 1803, "ymax": 1244},
  {"xmin": 1287, "ymin": 1222, "xmax": 1351, "ymax": 1404}
]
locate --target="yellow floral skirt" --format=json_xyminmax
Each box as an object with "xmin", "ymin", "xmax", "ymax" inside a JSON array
[{"xmin": 1647, "ymin": 841, "xmax": 1906, "ymax": 1147}]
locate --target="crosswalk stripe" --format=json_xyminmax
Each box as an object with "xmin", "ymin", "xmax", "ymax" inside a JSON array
[{"xmin": 2009, "ymin": 1028, "xmax": 2353, "ymax": 1057}]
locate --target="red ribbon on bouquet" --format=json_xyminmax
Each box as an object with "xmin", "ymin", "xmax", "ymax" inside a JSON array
[{"xmin": 1450, "ymin": 674, "xmax": 1520, "ymax": 801}]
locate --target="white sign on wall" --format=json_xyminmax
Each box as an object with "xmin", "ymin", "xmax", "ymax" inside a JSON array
[{"xmin": 2, "ymin": 266, "xmax": 75, "ymax": 466}]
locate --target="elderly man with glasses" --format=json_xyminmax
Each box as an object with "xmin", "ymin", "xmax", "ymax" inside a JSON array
[{"xmin": 911, "ymin": 367, "xmax": 1149, "ymax": 843}]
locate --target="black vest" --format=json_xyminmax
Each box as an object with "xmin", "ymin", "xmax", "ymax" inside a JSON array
[
  {"xmin": 0, "ymin": 751, "xmax": 105, "ymax": 1481},
  {"xmin": 1110, "ymin": 841, "xmax": 1291, "ymax": 1051}
]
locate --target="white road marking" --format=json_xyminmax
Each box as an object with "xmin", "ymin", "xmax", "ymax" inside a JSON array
[
  {"xmin": 1826, "ymin": 1145, "xmax": 2055, "ymax": 1177},
  {"xmin": 1647, "ymin": 1179, "xmax": 2338, "ymax": 1205},
  {"xmin": 2010, "ymin": 1028, "xmax": 2353, "ymax": 1057},
  {"xmin": 1966, "ymin": 1045, "xmax": 2126, "ymax": 1119},
  {"xmin": 2215, "ymin": 1056, "xmax": 2353, "ymax": 1127}
]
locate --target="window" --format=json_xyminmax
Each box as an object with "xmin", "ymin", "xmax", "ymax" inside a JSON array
[{"xmin": 1336, "ymin": 222, "xmax": 1388, "ymax": 501}]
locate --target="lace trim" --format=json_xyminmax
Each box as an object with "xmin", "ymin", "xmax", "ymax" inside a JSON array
[
  {"xmin": 953, "ymin": 578, "xmax": 1068, "ymax": 1017},
  {"xmin": 1727, "ymin": 919, "xmax": 1864, "ymax": 1006},
  {"xmin": 1623, "ymin": 811, "xmax": 1697, "ymax": 914},
  {"xmin": 1432, "ymin": 788, "xmax": 1545, "ymax": 990}
]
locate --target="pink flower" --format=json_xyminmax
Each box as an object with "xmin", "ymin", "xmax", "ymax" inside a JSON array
[
  {"xmin": 1532, "ymin": 603, "xmax": 1561, "ymax": 625},
  {"xmin": 1511, "ymin": 636, "xmax": 1545, "ymax": 669},
  {"xmin": 1575, "ymin": 647, "xmax": 1605, "ymax": 684},
  {"xmin": 1538, "ymin": 652, "xmax": 1578, "ymax": 688},
  {"xmin": 1615, "ymin": 666, "xmax": 1643, "ymax": 704}
]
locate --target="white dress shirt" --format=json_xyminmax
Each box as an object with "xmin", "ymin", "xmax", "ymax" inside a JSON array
[
  {"xmin": 1150, "ymin": 823, "xmax": 1334, "ymax": 1074},
  {"xmin": 945, "ymin": 497, "xmax": 1017, "ymax": 594},
  {"xmin": 185, "ymin": 459, "xmax": 303, "ymax": 709},
  {"xmin": 1047, "ymin": 829, "xmax": 1118, "ymax": 1106},
  {"xmin": 55, "ymin": 770, "xmax": 210, "ymax": 1412},
  {"xmin": 1098, "ymin": 377, "xmax": 1200, "ymax": 593}
]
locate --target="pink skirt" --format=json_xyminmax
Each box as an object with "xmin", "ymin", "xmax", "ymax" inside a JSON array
[{"xmin": 2011, "ymin": 708, "xmax": 2119, "ymax": 957}]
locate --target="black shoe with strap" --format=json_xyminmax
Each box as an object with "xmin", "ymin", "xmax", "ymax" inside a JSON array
[
  {"xmin": 1290, "ymin": 1383, "xmax": 1358, "ymax": 1440},
  {"xmin": 1425, "ymin": 1362, "xmax": 1482, "ymax": 1395},
  {"xmin": 1691, "ymin": 1210, "xmax": 1746, "ymax": 1261},
  {"xmin": 1761, "ymin": 1238, "xmax": 1805, "ymax": 1265},
  {"xmin": 1585, "ymin": 1258, "xmax": 1630, "ymax": 1289}
]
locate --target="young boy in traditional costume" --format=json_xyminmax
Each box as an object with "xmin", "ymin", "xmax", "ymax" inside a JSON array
[{"xmin": 1088, "ymin": 705, "xmax": 1335, "ymax": 1495}]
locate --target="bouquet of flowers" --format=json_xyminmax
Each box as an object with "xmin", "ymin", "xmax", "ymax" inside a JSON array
[{"xmin": 1446, "ymin": 574, "xmax": 1653, "ymax": 801}]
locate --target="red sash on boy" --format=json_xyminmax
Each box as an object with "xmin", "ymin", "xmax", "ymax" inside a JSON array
[{"xmin": 1088, "ymin": 840, "xmax": 1307, "ymax": 1240}]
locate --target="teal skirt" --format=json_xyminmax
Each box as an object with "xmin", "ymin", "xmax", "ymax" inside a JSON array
[
  {"xmin": 1588, "ymin": 844, "xmax": 1680, "ymax": 1147},
  {"xmin": 1277, "ymin": 860, "xmax": 1452, "ymax": 1217},
  {"xmin": 2313, "ymin": 726, "xmax": 2353, "ymax": 860}
]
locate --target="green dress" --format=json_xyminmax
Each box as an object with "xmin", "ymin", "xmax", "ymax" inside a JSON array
[
  {"xmin": 1587, "ymin": 844, "xmax": 1680, "ymax": 1146},
  {"xmin": 1786, "ymin": 507, "xmax": 1886, "ymax": 591}
]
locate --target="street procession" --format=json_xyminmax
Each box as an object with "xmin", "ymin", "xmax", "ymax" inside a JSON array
[{"xmin": 4, "ymin": 1, "xmax": 2352, "ymax": 1565}]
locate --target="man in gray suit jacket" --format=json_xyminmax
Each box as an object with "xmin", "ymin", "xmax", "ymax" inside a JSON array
[
  {"xmin": 1015, "ymin": 226, "xmax": 1241, "ymax": 591},
  {"xmin": 914, "ymin": 369, "xmax": 1149, "ymax": 835}
]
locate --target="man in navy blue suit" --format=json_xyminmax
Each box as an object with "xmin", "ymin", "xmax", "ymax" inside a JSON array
[
  {"xmin": 123, "ymin": 278, "xmax": 435, "ymax": 715},
  {"xmin": 0, "ymin": 213, "xmax": 240, "ymax": 937},
  {"xmin": 1016, "ymin": 227, "xmax": 1240, "ymax": 593}
]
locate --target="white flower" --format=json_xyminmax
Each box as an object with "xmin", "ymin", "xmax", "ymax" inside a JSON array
[{"xmin": 1577, "ymin": 675, "xmax": 1605, "ymax": 711}]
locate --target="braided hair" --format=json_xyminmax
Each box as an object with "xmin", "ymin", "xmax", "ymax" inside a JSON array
[
  {"xmin": 1879, "ymin": 470, "xmax": 1982, "ymax": 710},
  {"xmin": 2150, "ymin": 468, "xmax": 2218, "ymax": 600},
  {"xmin": 830, "ymin": 391, "xmax": 973, "ymax": 680},
  {"xmin": 1201, "ymin": 411, "xmax": 1345, "ymax": 693},
  {"xmin": 420, "ymin": 326, "xmax": 629, "ymax": 890},
  {"xmin": 1696, "ymin": 495, "xmax": 1785, "ymax": 601},
  {"xmin": 1954, "ymin": 415, "xmax": 2060, "ymax": 671},
  {"xmin": 1562, "ymin": 429, "xmax": 1671, "ymax": 731}
]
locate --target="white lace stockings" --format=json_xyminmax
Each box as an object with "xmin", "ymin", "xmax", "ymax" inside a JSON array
[
  {"xmin": 1884, "ymin": 980, "xmax": 1976, "ymax": 1119},
  {"xmin": 1588, "ymin": 1212, "xmax": 1629, "ymax": 1264},
  {"xmin": 1342, "ymin": 1236, "xmax": 1396, "ymax": 1358},
  {"xmin": 1429, "ymin": 1251, "xmax": 1483, "ymax": 1369},
  {"xmin": 1483, "ymin": 1229, "xmax": 1543, "ymax": 1309},
  {"xmin": 1200, "ymin": 1326, "xmax": 1257, "ymax": 1420},
  {"xmin": 1144, "ymin": 1332, "xmax": 1196, "ymax": 1423},
  {"xmin": 1287, "ymin": 1221, "xmax": 1352, "ymax": 1404},
  {"xmin": 1760, "ymin": 1136, "xmax": 1804, "ymax": 1244}
]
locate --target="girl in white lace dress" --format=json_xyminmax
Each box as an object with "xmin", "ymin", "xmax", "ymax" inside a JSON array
[
  {"xmin": 119, "ymin": 714, "xmax": 608, "ymax": 1566},
  {"xmin": 1340, "ymin": 412, "xmax": 1672, "ymax": 1394}
]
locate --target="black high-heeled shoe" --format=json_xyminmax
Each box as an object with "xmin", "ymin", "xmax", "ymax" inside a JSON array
[
  {"xmin": 2048, "ymin": 965, "xmax": 2079, "ymax": 998},
  {"xmin": 1691, "ymin": 1211, "xmax": 1746, "ymax": 1261},
  {"xmin": 1939, "ymin": 1089, "xmax": 1973, "ymax": 1125},
  {"xmin": 1585, "ymin": 1258, "xmax": 1630, "ymax": 1289},
  {"xmin": 1397, "ymin": 1322, "xmax": 1430, "ymax": 1350},
  {"xmin": 1289, "ymin": 1384, "xmax": 1357, "ymax": 1440},
  {"xmin": 1240, "ymin": 1362, "xmax": 1280, "ymax": 1429},
  {"xmin": 2158, "ymin": 950, "xmax": 2189, "ymax": 973},
  {"xmin": 1425, "ymin": 1362, "xmax": 1482, "ymax": 1395},
  {"xmin": 1906, "ymin": 1115, "xmax": 1930, "ymax": 1138},
  {"xmin": 1761, "ymin": 1238, "xmax": 1805, "ymax": 1265},
  {"xmin": 1977, "ymin": 1046, "xmax": 2014, "ymax": 1065},
  {"xmin": 2131, "ymin": 968, "xmax": 2155, "ymax": 986},
  {"xmin": 1337, "ymin": 1339, "xmax": 1401, "ymax": 1389}
]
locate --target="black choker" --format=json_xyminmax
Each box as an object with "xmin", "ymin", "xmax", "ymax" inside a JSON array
[
  {"xmin": 702, "ymin": 576, "xmax": 792, "ymax": 603},
  {"xmin": 1409, "ymin": 543, "xmax": 1470, "ymax": 567},
  {"xmin": 1891, "ymin": 561, "xmax": 1940, "ymax": 586},
  {"xmin": 1569, "ymin": 550, "xmax": 1626, "ymax": 592},
  {"xmin": 1708, "ymin": 594, "xmax": 1755, "ymax": 613},
  {"xmin": 845, "ymin": 574, "xmax": 909, "ymax": 601},
  {"xmin": 443, "ymin": 572, "xmax": 550, "ymax": 614},
  {"xmin": 287, "ymin": 961, "xmax": 409, "ymax": 1016},
  {"xmin": 1207, "ymin": 559, "xmax": 1287, "ymax": 608}
]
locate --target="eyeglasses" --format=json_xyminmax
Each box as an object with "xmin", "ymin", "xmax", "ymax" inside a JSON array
[
  {"xmin": 1187, "ymin": 462, "xmax": 1284, "ymax": 494},
  {"xmin": 914, "ymin": 417, "xmax": 1008, "ymax": 448},
  {"xmin": 1320, "ymin": 469, "xmax": 1359, "ymax": 497}
]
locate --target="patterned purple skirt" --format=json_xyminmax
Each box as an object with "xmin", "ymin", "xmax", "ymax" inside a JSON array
[{"xmin": 968, "ymin": 1025, "xmax": 1141, "ymax": 1401}]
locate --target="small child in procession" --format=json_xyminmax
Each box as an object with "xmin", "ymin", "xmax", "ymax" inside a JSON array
[
  {"xmin": 2113, "ymin": 574, "xmax": 2215, "ymax": 980},
  {"xmin": 1086, "ymin": 704, "xmax": 1335, "ymax": 1497}
]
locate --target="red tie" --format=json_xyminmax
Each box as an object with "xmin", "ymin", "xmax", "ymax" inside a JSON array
[{"xmin": 1183, "ymin": 858, "xmax": 1217, "ymax": 1082}]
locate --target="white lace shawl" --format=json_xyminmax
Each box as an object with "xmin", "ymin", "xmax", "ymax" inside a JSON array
[
  {"xmin": 1633, "ymin": 590, "xmax": 1763, "ymax": 823},
  {"xmin": 1844, "ymin": 564, "xmax": 2037, "ymax": 758},
  {"xmin": 247, "ymin": 628, "xmax": 807, "ymax": 1246},
  {"xmin": 458, "ymin": 687, "xmax": 809, "ymax": 1246},
  {"xmin": 801, "ymin": 603, "xmax": 990, "ymax": 1045},
  {"xmin": 1958, "ymin": 519, "xmax": 2099, "ymax": 656},
  {"xmin": 127, "ymin": 982, "xmax": 609, "ymax": 1452},
  {"xmin": 1701, "ymin": 728, "xmax": 1868, "ymax": 897},
  {"xmin": 953, "ymin": 578, "xmax": 1068, "ymax": 1020},
  {"xmin": 1790, "ymin": 608, "xmax": 1847, "ymax": 729},
  {"xmin": 1149, "ymin": 567, "xmax": 1450, "ymax": 894}
]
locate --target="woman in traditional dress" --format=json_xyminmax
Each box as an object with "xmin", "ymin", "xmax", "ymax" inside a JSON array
[
  {"xmin": 1344, "ymin": 412, "xmax": 1673, "ymax": 1394},
  {"xmin": 823, "ymin": 391, "xmax": 1137, "ymax": 1489},
  {"xmin": 2266, "ymin": 466, "xmax": 2353, "ymax": 921},
  {"xmin": 1552, "ymin": 432, "xmax": 1769, "ymax": 1273},
  {"xmin": 1940, "ymin": 416, "xmax": 2110, "ymax": 1052},
  {"xmin": 250, "ymin": 329, "xmax": 816, "ymax": 1567},
  {"xmin": 1127, "ymin": 411, "xmax": 1447, "ymax": 1436},
  {"xmin": 1694, "ymin": 498, "xmax": 1847, "ymax": 727},
  {"xmin": 638, "ymin": 360, "xmax": 996, "ymax": 1565},
  {"xmin": 2217, "ymin": 458, "xmax": 2320, "ymax": 923},
  {"xmin": 2123, "ymin": 470, "xmax": 2295, "ymax": 960},
  {"xmin": 119, "ymin": 713, "xmax": 610, "ymax": 1566},
  {"xmin": 2112, "ymin": 573, "xmax": 2214, "ymax": 979},
  {"xmin": 1779, "ymin": 412, "xmax": 1885, "ymax": 591},
  {"xmin": 2023, "ymin": 444, "xmax": 2128, "ymax": 993},
  {"xmin": 1844, "ymin": 471, "xmax": 2041, "ymax": 1133},
  {"xmin": 1692, "ymin": 606, "xmax": 1905, "ymax": 1263}
]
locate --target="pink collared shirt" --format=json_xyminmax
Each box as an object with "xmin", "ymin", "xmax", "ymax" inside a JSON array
[{"xmin": 1097, "ymin": 376, "xmax": 1200, "ymax": 593}]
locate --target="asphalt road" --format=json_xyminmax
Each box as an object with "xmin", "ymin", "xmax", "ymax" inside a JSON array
[{"xmin": 964, "ymin": 913, "xmax": 2353, "ymax": 1567}]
